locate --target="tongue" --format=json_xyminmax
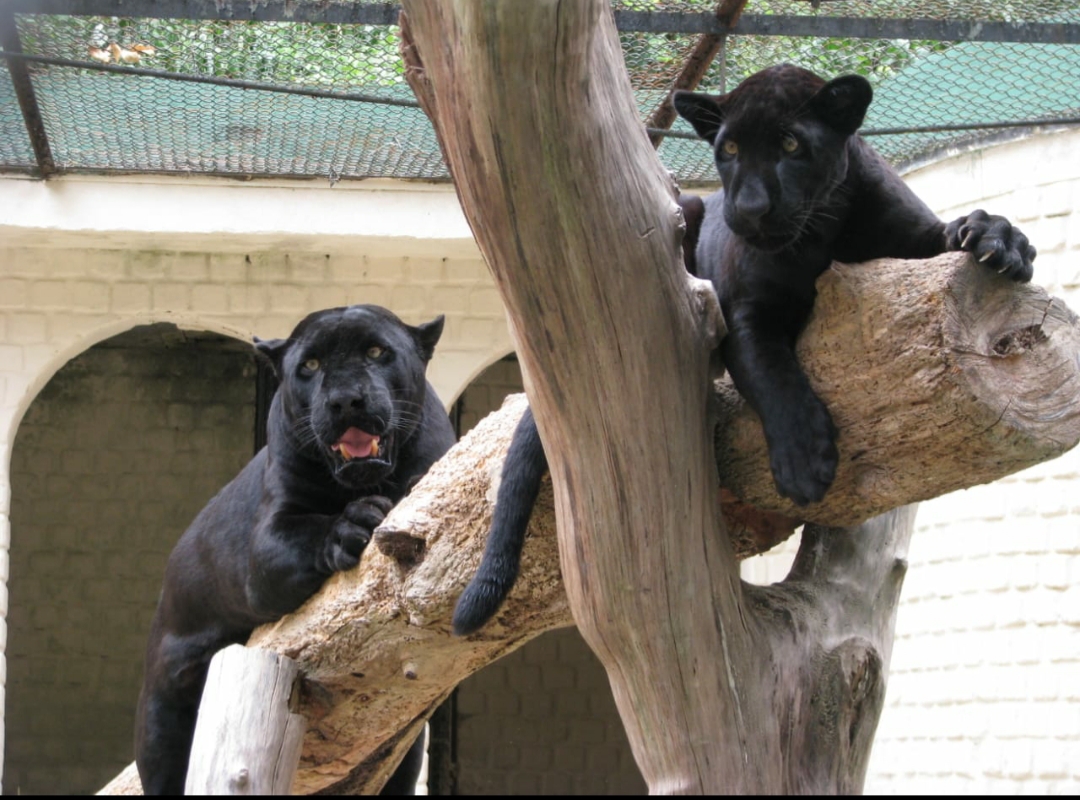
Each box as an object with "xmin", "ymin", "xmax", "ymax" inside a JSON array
[{"xmin": 336, "ymin": 428, "xmax": 379, "ymax": 459}]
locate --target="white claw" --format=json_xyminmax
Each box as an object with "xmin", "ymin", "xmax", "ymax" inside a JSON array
[
  {"xmin": 979, "ymin": 251, "xmax": 994, "ymax": 263},
  {"xmin": 961, "ymin": 231, "xmax": 976, "ymax": 249}
]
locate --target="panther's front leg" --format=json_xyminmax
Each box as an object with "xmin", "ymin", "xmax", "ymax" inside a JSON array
[
  {"xmin": 246, "ymin": 496, "xmax": 392, "ymax": 619},
  {"xmin": 944, "ymin": 209, "xmax": 1036, "ymax": 283},
  {"xmin": 722, "ymin": 307, "xmax": 838, "ymax": 507}
]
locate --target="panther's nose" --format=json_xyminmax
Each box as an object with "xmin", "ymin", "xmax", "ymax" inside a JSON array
[
  {"xmin": 326, "ymin": 389, "xmax": 365, "ymax": 415},
  {"xmin": 734, "ymin": 182, "xmax": 771, "ymax": 223}
]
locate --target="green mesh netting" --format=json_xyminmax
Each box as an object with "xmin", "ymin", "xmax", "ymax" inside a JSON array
[{"xmin": 0, "ymin": 63, "xmax": 36, "ymax": 167}]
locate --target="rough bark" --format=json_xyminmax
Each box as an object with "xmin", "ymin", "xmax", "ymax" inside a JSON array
[{"xmin": 97, "ymin": 3, "xmax": 1080, "ymax": 796}]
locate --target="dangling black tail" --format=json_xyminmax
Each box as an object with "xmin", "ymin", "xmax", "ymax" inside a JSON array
[{"xmin": 452, "ymin": 406, "xmax": 547, "ymax": 636}]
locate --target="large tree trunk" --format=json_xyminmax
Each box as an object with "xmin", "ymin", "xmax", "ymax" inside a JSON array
[
  {"xmin": 402, "ymin": 3, "xmax": 744, "ymax": 792},
  {"xmin": 98, "ymin": 3, "xmax": 1080, "ymax": 795}
]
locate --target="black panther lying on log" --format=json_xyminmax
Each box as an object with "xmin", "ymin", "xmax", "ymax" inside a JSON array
[
  {"xmin": 450, "ymin": 63, "xmax": 1036, "ymax": 637},
  {"xmin": 135, "ymin": 304, "xmax": 456, "ymax": 795}
]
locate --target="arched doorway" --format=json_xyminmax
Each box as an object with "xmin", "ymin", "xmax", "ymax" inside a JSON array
[{"xmin": 5, "ymin": 324, "xmax": 259, "ymax": 795}]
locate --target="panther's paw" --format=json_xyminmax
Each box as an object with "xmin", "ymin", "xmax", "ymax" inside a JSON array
[
  {"xmin": 766, "ymin": 399, "xmax": 838, "ymax": 507},
  {"xmin": 944, "ymin": 209, "xmax": 1036, "ymax": 283},
  {"xmin": 326, "ymin": 495, "xmax": 394, "ymax": 572}
]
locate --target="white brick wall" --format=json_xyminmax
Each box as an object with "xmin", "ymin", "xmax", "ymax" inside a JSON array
[{"xmin": 743, "ymin": 127, "xmax": 1080, "ymax": 795}]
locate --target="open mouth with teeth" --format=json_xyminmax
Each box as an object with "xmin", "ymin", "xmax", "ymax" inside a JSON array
[{"xmin": 330, "ymin": 427, "xmax": 388, "ymax": 466}]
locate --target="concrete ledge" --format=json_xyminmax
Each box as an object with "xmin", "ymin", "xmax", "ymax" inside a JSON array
[{"xmin": 0, "ymin": 174, "xmax": 480, "ymax": 258}]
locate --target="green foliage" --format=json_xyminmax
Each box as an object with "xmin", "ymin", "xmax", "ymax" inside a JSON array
[{"xmin": 16, "ymin": 15, "xmax": 405, "ymax": 89}]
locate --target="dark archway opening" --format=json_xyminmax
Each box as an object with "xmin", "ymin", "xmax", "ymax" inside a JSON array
[{"xmin": 5, "ymin": 323, "xmax": 257, "ymax": 795}]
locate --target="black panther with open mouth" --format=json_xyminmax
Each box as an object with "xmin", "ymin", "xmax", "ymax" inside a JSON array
[{"xmin": 135, "ymin": 304, "xmax": 456, "ymax": 795}]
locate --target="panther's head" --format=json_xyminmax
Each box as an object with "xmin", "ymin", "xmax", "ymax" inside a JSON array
[
  {"xmin": 254, "ymin": 305, "xmax": 444, "ymax": 490},
  {"xmin": 673, "ymin": 64, "xmax": 872, "ymax": 252}
]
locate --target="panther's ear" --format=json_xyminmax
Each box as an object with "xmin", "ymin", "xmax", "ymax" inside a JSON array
[
  {"xmin": 412, "ymin": 315, "xmax": 445, "ymax": 362},
  {"xmin": 253, "ymin": 336, "xmax": 289, "ymax": 377},
  {"xmin": 812, "ymin": 74, "xmax": 873, "ymax": 135},
  {"xmin": 672, "ymin": 90, "xmax": 724, "ymax": 144}
]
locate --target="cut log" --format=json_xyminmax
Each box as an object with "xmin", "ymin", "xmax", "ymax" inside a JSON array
[
  {"xmin": 184, "ymin": 645, "xmax": 306, "ymax": 795},
  {"xmin": 716, "ymin": 251, "xmax": 1080, "ymax": 525}
]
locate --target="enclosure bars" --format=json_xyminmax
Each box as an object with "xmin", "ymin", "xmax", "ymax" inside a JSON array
[
  {"xmin": 4, "ymin": 48, "xmax": 1075, "ymax": 145},
  {"xmin": 644, "ymin": 0, "xmax": 745, "ymax": 147},
  {"xmin": 0, "ymin": 6, "xmax": 55, "ymax": 177}
]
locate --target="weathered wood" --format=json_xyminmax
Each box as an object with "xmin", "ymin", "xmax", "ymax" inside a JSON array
[
  {"xmin": 750, "ymin": 505, "xmax": 918, "ymax": 793},
  {"xmin": 184, "ymin": 645, "xmax": 306, "ymax": 795},
  {"xmin": 401, "ymin": 4, "xmax": 740, "ymax": 791}
]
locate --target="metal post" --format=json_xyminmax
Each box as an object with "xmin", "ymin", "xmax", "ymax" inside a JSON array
[{"xmin": 0, "ymin": 6, "xmax": 56, "ymax": 177}]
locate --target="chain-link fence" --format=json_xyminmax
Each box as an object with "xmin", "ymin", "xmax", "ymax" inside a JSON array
[{"xmin": 2, "ymin": 0, "xmax": 1078, "ymax": 183}]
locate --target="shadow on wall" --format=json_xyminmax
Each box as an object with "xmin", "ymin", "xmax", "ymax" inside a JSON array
[{"xmin": 4, "ymin": 323, "xmax": 257, "ymax": 796}]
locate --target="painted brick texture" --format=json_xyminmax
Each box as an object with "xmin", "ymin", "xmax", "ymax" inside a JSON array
[
  {"xmin": 0, "ymin": 247, "xmax": 507, "ymax": 430},
  {"xmin": 455, "ymin": 356, "xmax": 525, "ymax": 435},
  {"xmin": 455, "ymin": 629, "xmax": 647, "ymax": 796},
  {"xmin": 866, "ymin": 130, "xmax": 1080, "ymax": 796}
]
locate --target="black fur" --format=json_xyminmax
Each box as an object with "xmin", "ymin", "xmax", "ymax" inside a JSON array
[
  {"xmin": 452, "ymin": 405, "xmax": 544, "ymax": 636},
  {"xmin": 135, "ymin": 304, "xmax": 456, "ymax": 795},
  {"xmin": 451, "ymin": 63, "xmax": 1036, "ymax": 635}
]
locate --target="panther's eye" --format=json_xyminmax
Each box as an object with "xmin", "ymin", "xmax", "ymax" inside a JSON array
[
  {"xmin": 720, "ymin": 139, "xmax": 738, "ymax": 157},
  {"xmin": 780, "ymin": 134, "xmax": 799, "ymax": 154},
  {"xmin": 367, "ymin": 345, "xmax": 385, "ymax": 359},
  {"xmin": 303, "ymin": 358, "xmax": 320, "ymax": 372}
]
